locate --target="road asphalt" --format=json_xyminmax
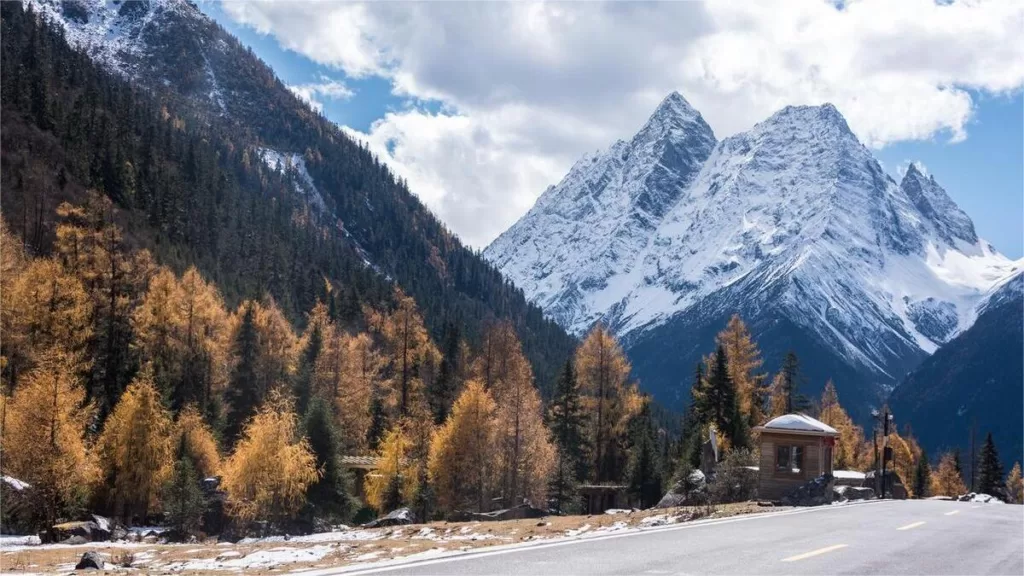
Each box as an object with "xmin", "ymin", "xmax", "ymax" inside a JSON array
[{"xmin": 328, "ymin": 499, "xmax": 1023, "ymax": 575}]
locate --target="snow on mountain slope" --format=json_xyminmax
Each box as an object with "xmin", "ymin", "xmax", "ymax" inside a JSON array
[
  {"xmin": 25, "ymin": 0, "xmax": 232, "ymax": 115},
  {"xmin": 486, "ymin": 95, "xmax": 1019, "ymax": 413},
  {"xmin": 26, "ymin": 0, "xmax": 192, "ymax": 72},
  {"xmin": 485, "ymin": 92, "xmax": 717, "ymax": 330},
  {"xmin": 257, "ymin": 148, "xmax": 327, "ymax": 212}
]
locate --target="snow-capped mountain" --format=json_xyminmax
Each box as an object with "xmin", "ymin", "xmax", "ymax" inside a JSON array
[
  {"xmin": 486, "ymin": 95, "xmax": 1020, "ymax": 418},
  {"xmin": 26, "ymin": 0, "xmax": 242, "ymax": 116},
  {"xmin": 486, "ymin": 92, "xmax": 717, "ymax": 331}
]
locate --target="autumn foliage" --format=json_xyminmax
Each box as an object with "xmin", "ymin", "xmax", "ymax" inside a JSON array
[
  {"xmin": 1, "ymin": 350, "xmax": 97, "ymax": 525},
  {"xmin": 221, "ymin": 392, "xmax": 318, "ymax": 524}
]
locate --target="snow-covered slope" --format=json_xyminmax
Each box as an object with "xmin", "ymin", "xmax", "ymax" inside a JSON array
[
  {"xmin": 486, "ymin": 92, "xmax": 717, "ymax": 330},
  {"xmin": 257, "ymin": 148, "xmax": 327, "ymax": 212},
  {"xmin": 486, "ymin": 96, "xmax": 1020, "ymax": 417},
  {"xmin": 25, "ymin": 0, "xmax": 232, "ymax": 115}
]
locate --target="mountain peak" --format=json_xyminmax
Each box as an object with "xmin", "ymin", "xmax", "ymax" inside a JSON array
[
  {"xmin": 899, "ymin": 163, "xmax": 978, "ymax": 245},
  {"xmin": 653, "ymin": 91, "xmax": 697, "ymax": 116},
  {"xmin": 762, "ymin": 102, "xmax": 855, "ymax": 138},
  {"xmin": 904, "ymin": 160, "xmax": 922, "ymax": 177},
  {"xmin": 632, "ymin": 91, "xmax": 715, "ymax": 155}
]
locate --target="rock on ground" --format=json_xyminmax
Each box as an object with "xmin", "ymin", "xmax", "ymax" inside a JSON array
[{"xmin": 75, "ymin": 551, "xmax": 104, "ymax": 570}]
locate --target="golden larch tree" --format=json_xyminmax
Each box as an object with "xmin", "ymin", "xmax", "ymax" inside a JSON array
[
  {"xmin": 1005, "ymin": 462, "xmax": 1023, "ymax": 504},
  {"xmin": 54, "ymin": 195, "xmax": 155, "ymax": 417},
  {"xmin": 428, "ymin": 380, "xmax": 498, "ymax": 514},
  {"xmin": 221, "ymin": 392, "xmax": 318, "ymax": 524},
  {"xmin": 480, "ymin": 322, "xmax": 555, "ymax": 507},
  {"xmin": 575, "ymin": 325, "xmax": 641, "ymax": 483},
  {"xmin": 96, "ymin": 366, "xmax": 174, "ymax": 523},
  {"xmin": 367, "ymin": 290, "xmax": 438, "ymax": 419},
  {"xmin": 930, "ymin": 451, "xmax": 968, "ymax": 496},
  {"xmin": 365, "ymin": 424, "xmax": 419, "ymax": 512},
  {"xmin": 173, "ymin": 404, "xmax": 222, "ymax": 479},
  {"xmin": 4, "ymin": 258, "xmax": 93, "ymax": 380},
  {"xmin": 1, "ymin": 350, "xmax": 97, "ymax": 526},
  {"xmin": 715, "ymin": 315, "xmax": 765, "ymax": 426},
  {"xmin": 1, "ymin": 219, "xmax": 28, "ymax": 385},
  {"xmin": 329, "ymin": 332, "xmax": 381, "ymax": 454},
  {"xmin": 817, "ymin": 381, "xmax": 865, "ymax": 470},
  {"xmin": 176, "ymin": 267, "xmax": 231, "ymax": 408},
  {"xmin": 133, "ymin": 267, "xmax": 229, "ymax": 410}
]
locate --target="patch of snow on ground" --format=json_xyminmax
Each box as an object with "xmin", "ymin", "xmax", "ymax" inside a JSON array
[
  {"xmin": 834, "ymin": 470, "xmax": 866, "ymax": 480},
  {"xmin": 2, "ymin": 475, "xmax": 30, "ymax": 491},
  {"xmin": 593, "ymin": 521, "xmax": 630, "ymax": 534},
  {"xmin": 169, "ymin": 545, "xmax": 335, "ymax": 571},
  {"xmin": 639, "ymin": 514, "xmax": 678, "ymax": 527},
  {"xmin": 0, "ymin": 534, "xmax": 41, "ymax": 547},
  {"xmin": 564, "ymin": 523, "xmax": 591, "ymax": 537}
]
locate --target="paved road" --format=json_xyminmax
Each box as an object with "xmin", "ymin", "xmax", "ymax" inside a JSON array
[{"xmin": 334, "ymin": 500, "xmax": 1023, "ymax": 575}]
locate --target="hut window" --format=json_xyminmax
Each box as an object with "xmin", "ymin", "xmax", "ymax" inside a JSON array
[{"xmin": 775, "ymin": 445, "xmax": 804, "ymax": 473}]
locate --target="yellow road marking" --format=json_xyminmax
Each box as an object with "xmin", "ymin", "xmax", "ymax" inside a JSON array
[
  {"xmin": 897, "ymin": 521, "xmax": 926, "ymax": 530},
  {"xmin": 944, "ymin": 510, "xmax": 960, "ymax": 516},
  {"xmin": 781, "ymin": 544, "xmax": 849, "ymax": 562}
]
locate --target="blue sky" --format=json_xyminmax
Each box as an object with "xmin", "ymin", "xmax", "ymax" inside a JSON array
[{"xmin": 205, "ymin": 1, "xmax": 1023, "ymax": 256}]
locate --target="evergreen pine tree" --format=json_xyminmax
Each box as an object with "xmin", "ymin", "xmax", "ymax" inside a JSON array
[
  {"xmin": 430, "ymin": 321, "xmax": 462, "ymax": 425},
  {"xmin": 976, "ymin": 432, "xmax": 1004, "ymax": 496},
  {"xmin": 626, "ymin": 402, "xmax": 662, "ymax": 509},
  {"xmin": 303, "ymin": 397, "xmax": 351, "ymax": 521},
  {"xmin": 295, "ymin": 320, "xmax": 323, "ymax": 415},
  {"xmin": 225, "ymin": 302, "xmax": 260, "ymax": 443},
  {"xmin": 682, "ymin": 365, "xmax": 707, "ymax": 470},
  {"xmin": 412, "ymin": 464, "xmax": 434, "ymax": 522},
  {"xmin": 704, "ymin": 346, "xmax": 748, "ymax": 449},
  {"xmin": 774, "ymin": 352, "xmax": 811, "ymax": 414},
  {"xmin": 547, "ymin": 359, "xmax": 587, "ymax": 514},
  {"xmin": 162, "ymin": 437, "xmax": 206, "ymax": 539},
  {"xmin": 913, "ymin": 450, "xmax": 931, "ymax": 499},
  {"xmin": 382, "ymin": 472, "xmax": 404, "ymax": 512},
  {"xmin": 367, "ymin": 388, "xmax": 387, "ymax": 450}
]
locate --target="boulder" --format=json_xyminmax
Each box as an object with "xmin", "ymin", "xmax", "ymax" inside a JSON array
[
  {"xmin": 655, "ymin": 470, "xmax": 708, "ymax": 508},
  {"xmin": 1, "ymin": 475, "xmax": 38, "ymax": 535},
  {"xmin": 833, "ymin": 485, "xmax": 874, "ymax": 502},
  {"xmin": 362, "ymin": 507, "xmax": 416, "ymax": 528},
  {"xmin": 63, "ymin": 535, "xmax": 90, "ymax": 545},
  {"xmin": 52, "ymin": 520, "xmax": 109, "ymax": 543},
  {"xmin": 781, "ymin": 474, "xmax": 835, "ymax": 506},
  {"xmin": 74, "ymin": 551, "xmax": 104, "ymax": 570}
]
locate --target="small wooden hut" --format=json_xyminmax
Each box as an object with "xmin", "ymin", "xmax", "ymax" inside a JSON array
[{"xmin": 753, "ymin": 414, "xmax": 838, "ymax": 500}]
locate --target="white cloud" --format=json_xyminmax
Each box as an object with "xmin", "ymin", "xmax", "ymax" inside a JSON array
[
  {"xmin": 287, "ymin": 76, "xmax": 354, "ymax": 112},
  {"xmin": 222, "ymin": 0, "xmax": 1024, "ymax": 248}
]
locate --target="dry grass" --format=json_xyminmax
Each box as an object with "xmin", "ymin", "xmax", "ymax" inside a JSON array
[{"xmin": 0, "ymin": 502, "xmax": 785, "ymax": 575}]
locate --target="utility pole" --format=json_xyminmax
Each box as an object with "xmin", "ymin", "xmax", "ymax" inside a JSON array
[
  {"xmin": 871, "ymin": 409, "xmax": 881, "ymax": 496},
  {"xmin": 880, "ymin": 407, "xmax": 892, "ymax": 499}
]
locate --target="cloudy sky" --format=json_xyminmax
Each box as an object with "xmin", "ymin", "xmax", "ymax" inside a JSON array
[{"xmin": 203, "ymin": 0, "xmax": 1023, "ymax": 257}]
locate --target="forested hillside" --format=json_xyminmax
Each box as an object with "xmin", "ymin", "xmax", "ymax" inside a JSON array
[{"xmin": 1, "ymin": 0, "xmax": 574, "ymax": 395}]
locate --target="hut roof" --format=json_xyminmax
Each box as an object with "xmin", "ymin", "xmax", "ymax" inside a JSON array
[{"xmin": 759, "ymin": 413, "xmax": 838, "ymax": 435}]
